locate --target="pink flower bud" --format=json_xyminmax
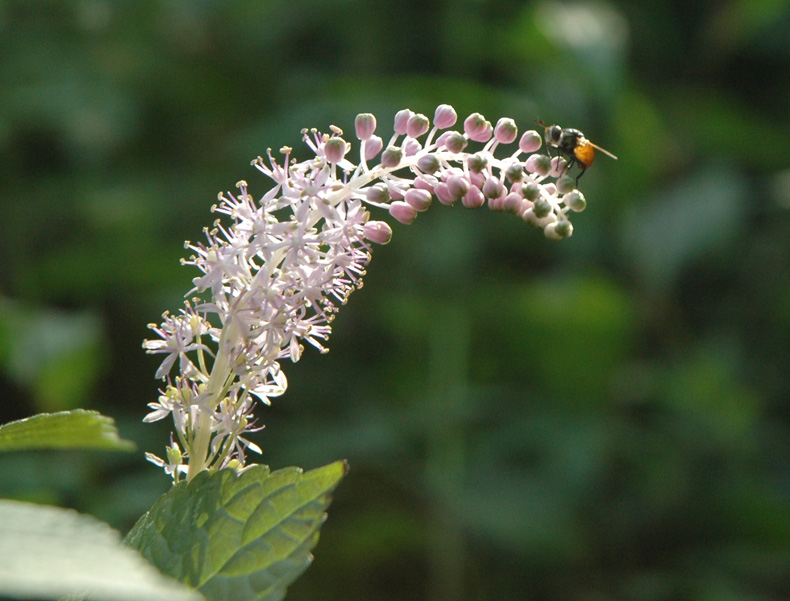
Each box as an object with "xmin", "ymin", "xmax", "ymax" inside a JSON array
[
  {"xmin": 405, "ymin": 188, "xmax": 432, "ymax": 212},
  {"xmin": 441, "ymin": 131, "xmax": 467, "ymax": 153},
  {"xmin": 381, "ymin": 146, "xmax": 403, "ymax": 168},
  {"xmin": 434, "ymin": 182, "xmax": 456, "ymax": 205},
  {"xmin": 533, "ymin": 197, "xmax": 552, "ymax": 218},
  {"xmin": 355, "ymin": 113, "xmax": 377, "ymax": 140},
  {"xmin": 363, "ymin": 220, "xmax": 393, "ymax": 244},
  {"xmin": 469, "ymin": 170, "xmax": 485, "ymax": 188},
  {"xmin": 366, "ymin": 183, "xmax": 390, "ymax": 203},
  {"xmin": 468, "ymin": 153, "xmax": 487, "ymax": 173},
  {"xmin": 404, "ymin": 137, "xmax": 422, "ymax": 156},
  {"xmin": 433, "ymin": 104, "xmax": 457, "ymax": 129},
  {"xmin": 387, "ymin": 183, "xmax": 404, "ymax": 200},
  {"xmin": 556, "ymin": 174, "xmax": 576, "ymax": 194},
  {"xmin": 393, "ymin": 109, "xmax": 414, "ymax": 135},
  {"xmin": 482, "ymin": 176, "xmax": 505, "ymax": 200},
  {"xmin": 504, "ymin": 161, "xmax": 525, "ymax": 183},
  {"xmin": 389, "ymin": 200, "xmax": 418, "ymax": 224},
  {"xmin": 488, "ymin": 194, "xmax": 506, "ymax": 212},
  {"xmin": 407, "ymin": 113, "xmax": 430, "ymax": 138},
  {"xmin": 324, "ymin": 137, "xmax": 348, "ymax": 164},
  {"xmin": 463, "ymin": 113, "xmax": 492, "ymax": 143},
  {"xmin": 549, "ymin": 156, "xmax": 566, "ymax": 178},
  {"xmin": 417, "ymin": 154, "xmax": 440, "ymax": 174},
  {"xmin": 447, "ymin": 174, "xmax": 471, "ymax": 200},
  {"xmin": 462, "ymin": 185, "xmax": 485, "ymax": 209},
  {"xmin": 526, "ymin": 153, "xmax": 550, "ymax": 177},
  {"xmin": 522, "ymin": 181, "xmax": 540, "ymax": 201},
  {"xmin": 494, "ymin": 118, "xmax": 518, "ymax": 144},
  {"xmin": 503, "ymin": 192, "xmax": 524, "ymax": 214},
  {"xmin": 365, "ymin": 135, "xmax": 383, "ymax": 160},
  {"xmin": 519, "ymin": 130, "xmax": 542, "ymax": 154},
  {"xmin": 414, "ymin": 175, "xmax": 438, "ymax": 191}
]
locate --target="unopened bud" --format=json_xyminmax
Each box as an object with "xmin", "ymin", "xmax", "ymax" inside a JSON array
[
  {"xmin": 407, "ymin": 113, "xmax": 430, "ymax": 138},
  {"xmin": 363, "ymin": 220, "xmax": 393, "ymax": 244},
  {"xmin": 389, "ymin": 201, "xmax": 418, "ymax": 225},
  {"xmin": 324, "ymin": 137, "xmax": 348, "ymax": 164},
  {"xmin": 433, "ymin": 104, "xmax": 458, "ymax": 129},
  {"xmin": 494, "ymin": 118, "xmax": 518, "ymax": 144},
  {"xmin": 381, "ymin": 146, "xmax": 403, "ymax": 168},
  {"xmin": 463, "ymin": 113, "xmax": 493, "ymax": 143},
  {"xmin": 393, "ymin": 109, "xmax": 414, "ymax": 135},
  {"xmin": 519, "ymin": 130, "xmax": 542, "ymax": 154},
  {"xmin": 355, "ymin": 113, "xmax": 377, "ymax": 140}
]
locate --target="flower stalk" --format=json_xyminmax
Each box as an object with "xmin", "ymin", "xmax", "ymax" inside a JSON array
[{"xmin": 143, "ymin": 104, "xmax": 591, "ymax": 482}]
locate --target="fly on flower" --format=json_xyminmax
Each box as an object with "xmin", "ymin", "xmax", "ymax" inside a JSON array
[{"xmin": 534, "ymin": 120, "xmax": 617, "ymax": 183}]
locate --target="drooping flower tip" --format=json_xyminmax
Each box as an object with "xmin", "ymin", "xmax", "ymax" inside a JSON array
[
  {"xmin": 355, "ymin": 113, "xmax": 377, "ymax": 140},
  {"xmin": 145, "ymin": 103, "xmax": 602, "ymax": 479},
  {"xmin": 463, "ymin": 113, "xmax": 493, "ymax": 143},
  {"xmin": 433, "ymin": 104, "xmax": 458, "ymax": 129}
]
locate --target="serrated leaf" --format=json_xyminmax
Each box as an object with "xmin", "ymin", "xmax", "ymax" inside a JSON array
[
  {"xmin": 126, "ymin": 461, "xmax": 348, "ymax": 601},
  {"xmin": 0, "ymin": 499, "xmax": 202, "ymax": 601},
  {"xmin": 0, "ymin": 409, "xmax": 136, "ymax": 452}
]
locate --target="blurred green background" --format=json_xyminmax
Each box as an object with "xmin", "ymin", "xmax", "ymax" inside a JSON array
[{"xmin": 1, "ymin": 0, "xmax": 789, "ymax": 600}]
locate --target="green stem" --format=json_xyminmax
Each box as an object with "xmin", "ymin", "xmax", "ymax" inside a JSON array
[{"xmin": 186, "ymin": 320, "xmax": 235, "ymax": 482}]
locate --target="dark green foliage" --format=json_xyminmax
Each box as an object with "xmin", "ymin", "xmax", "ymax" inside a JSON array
[{"xmin": 1, "ymin": 1, "xmax": 788, "ymax": 600}]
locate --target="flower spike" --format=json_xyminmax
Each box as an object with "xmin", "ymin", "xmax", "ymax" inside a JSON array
[{"xmin": 144, "ymin": 105, "xmax": 594, "ymax": 481}]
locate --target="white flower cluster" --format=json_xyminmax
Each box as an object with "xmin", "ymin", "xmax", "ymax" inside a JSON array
[{"xmin": 143, "ymin": 104, "xmax": 589, "ymax": 481}]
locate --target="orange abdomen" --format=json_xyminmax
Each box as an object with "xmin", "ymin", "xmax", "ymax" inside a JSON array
[{"xmin": 573, "ymin": 142, "xmax": 595, "ymax": 168}]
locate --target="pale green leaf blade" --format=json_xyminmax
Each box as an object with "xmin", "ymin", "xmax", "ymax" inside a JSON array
[
  {"xmin": 0, "ymin": 409, "xmax": 136, "ymax": 452},
  {"xmin": 126, "ymin": 461, "xmax": 348, "ymax": 601},
  {"xmin": 0, "ymin": 500, "xmax": 203, "ymax": 601}
]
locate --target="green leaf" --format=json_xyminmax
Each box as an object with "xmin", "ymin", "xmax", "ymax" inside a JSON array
[
  {"xmin": 0, "ymin": 499, "xmax": 203, "ymax": 601},
  {"xmin": 0, "ymin": 409, "xmax": 136, "ymax": 452},
  {"xmin": 126, "ymin": 461, "xmax": 348, "ymax": 601}
]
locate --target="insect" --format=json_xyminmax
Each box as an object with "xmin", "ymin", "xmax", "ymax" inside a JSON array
[{"xmin": 534, "ymin": 120, "xmax": 618, "ymax": 183}]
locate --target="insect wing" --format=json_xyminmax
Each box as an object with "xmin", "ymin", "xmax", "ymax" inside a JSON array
[{"xmin": 588, "ymin": 140, "xmax": 618, "ymax": 160}]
